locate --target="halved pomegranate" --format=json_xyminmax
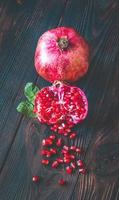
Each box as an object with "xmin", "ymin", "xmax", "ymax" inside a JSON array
[{"xmin": 34, "ymin": 81, "xmax": 88, "ymax": 129}]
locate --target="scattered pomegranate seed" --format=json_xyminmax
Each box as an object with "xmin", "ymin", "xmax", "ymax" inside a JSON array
[
  {"xmin": 50, "ymin": 148, "xmax": 57, "ymax": 154},
  {"xmin": 58, "ymin": 129, "xmax": 65, "ymax": 134},
  {"xmin": 63, "ymin": 145, "xmax": 69, "ymax": 151},
  {"xmin": 65, "ymin": 128, "xmax": 71, "ymax": 133},
  {"xmin": 58, "ymin": 179, "xmax": 66, "ymax": 185},
  {"xmin": 77, "ymin": 160, "xmax": 84, "ymax": 167},
  {"xmin": 76, "ymin": 148, "xmax": 81, "ymax": 153},
  {"xmin": 52, "ymin": 161, "xmax": 59, "ymax": 168},
  {"xmin": 42, "ymin": 139, "xmax": 53, "ymax": 146},
  {"xmin": 49, "ymin": 134, "xmax": 56, "ymax": 140},
  {"xmin": 79, "ymin": 168, "xmax": 86, "ymax": 174},
  {"xmin": 64, "ymin": 132, "xmax": 68, "ymax": 136},
  {"xmin": 41, "ymin": 150, "xmax": 51, "ymax": 157},
  {"xmin": 70, "ymin": 162, "xmax": 76, "ymax": 169},
  {"xmin": 64, "ymin": 158, "xmax": 71, "ymax": 164},
  {"xmin": 50, "ymin": 126, "xmax": 57, "ymax": 132},
  {"xmin": 41, "ymin": 159, "xmax": 49, "ymax": 165},
  {"xmin": 70, "ymin": 154, "xmax": 75, "ymax": 160},
  {"xmin": 32, "ymin": 176, "xmax": 40, "ymax": 183},
  {"xmin": 61, "ymin": 149, "xmax": 68, "ymax": 154},
  {"xmin": 56, "ymin": 138, "xmax": 63, "ymax": 147},
  {"xmin": 66, "ymin": 166, "xmax": 73, "ymax": 174},
  {"xmin": 56, "ymin": 158, "xmax": 64, "ymax": 163},
  {"xmin": 69, "ymin": 132, "xmax": 76, "ymax": 139},
  {"xmin": 70, "ymin": 146, "xmax": 76, "ymax": 151}
]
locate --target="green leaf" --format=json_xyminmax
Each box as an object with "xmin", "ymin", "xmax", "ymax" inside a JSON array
[
  {"xmin": 24, "ymin": 82, "xmax": 39, "ymax": 104},
  {"xmin": 17, "ymin": 101, "xmax": 37, "ymax": 118}
]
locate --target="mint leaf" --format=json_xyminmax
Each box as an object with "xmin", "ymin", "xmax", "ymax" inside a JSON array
[
  {"xmin": 17, "ymin": 101, "xmax": 37, "ymax": 118},
  {"xmin": 24, "ymin": 82, "xmax": 39, "ymax": 104}
]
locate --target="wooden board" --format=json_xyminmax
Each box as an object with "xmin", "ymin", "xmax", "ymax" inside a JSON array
[{"xmin": 0, "ymin": 0, "xmax": 119, "ymax": 199}]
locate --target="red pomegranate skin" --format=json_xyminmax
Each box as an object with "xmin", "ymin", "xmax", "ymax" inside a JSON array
[{"xmin": 35, "ymin": 27, "xmax": 90, "ymax": 83}]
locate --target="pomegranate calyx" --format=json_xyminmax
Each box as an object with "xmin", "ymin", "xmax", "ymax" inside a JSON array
[{"xmin": 58, "ymin": 38, "xmax": 69, "ymax": 50}]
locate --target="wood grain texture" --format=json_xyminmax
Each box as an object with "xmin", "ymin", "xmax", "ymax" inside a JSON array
[{"xmin": 0, "ymin": 0, "xmax": 119, "ymax": 199}]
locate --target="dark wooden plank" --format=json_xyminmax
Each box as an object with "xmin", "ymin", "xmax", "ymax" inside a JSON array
[
  {"xmin": 0, "ymin": 0, "xmax": 67, "ymax": 169},
  {"xmin": 0, "ymin": 0, "xmax": 119, "ymax": 200}
]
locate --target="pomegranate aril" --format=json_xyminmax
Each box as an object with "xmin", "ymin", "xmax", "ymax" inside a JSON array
[
  {"xmin": 69, "ymin": 132, "xmax": 76, "ymax": 139},
  {"xmin": 42, "ymin": 159, "xmax": 49, "ymax": 165},
  {"xmin": 64, "ymin": 158, "xmax": 71, "ymax": 164},
  {"xmin": 41, "ymin": 150, "xmax": 51, "ymax": 157},
  {"xmin": 77, "ymin": 160, "xmax": 84, "ymax": 167},
  {"xmin": 52, "ymin": 161, "xmax": 59, "ymax": 168},
  {"xmin": 56, "ymin": 138, "xmax": 63, "ymax": 147},
  {"xmin": 70, "ymin": 154, "xmax": 75, "ymax": 160},
  {"xmin": 70, "ymin": 146, "xmax": 76, "ymax": 151},
  {"xmin": 50, "ymin": 148, "xmax": 57, "ymax": 154},
  {"xmin": 45, "ymin": 154, "xmax": 51, "ymax": 158},
  {"xmin": 76, "ymin": 148, "xmax": 81, "ymax": 153},
  {"xmin": 71, "ymin": 162, "xmax": 76, "ymax": 169},
  {"xmin": 66, "ymin": 166, "xmax": 73, "ymax": 174},
  {"xmin": 64, "ymin": 132, "xmax": 68, "ymax": 136},
  {"xmin": 63, "ymin": 145, "xmax": 69, "ymax": 151},
  {"xmin": 56, "ymin": 158, "xmax": 64, "ymax": 163},
  {"xmin": 65, "ymin": 128, "xmax": 71, "ymax": 133},
  {"xmin": 49, "ymin": 134, "xmax": 56, "ymax": 140},
  {"xmin": 61, "ymin": 123, "xmax": 66, "ymax": 128},
  {"xmin": 32, "ymin": 176, "xmax": 40, "ymax": 183},
  {"xmin": 79, "ymin": 168, "xmax": 86, "ymax": 174},
  {"xmin": 42, "ymin": 139, "xmax": 53, "ymax": 146},
  {"xmin": 50, "ymin": 127, "xmax": 57, "ymax": 132},
  {"xmin": 58, "ymin": 129, "xmax": 65, "ymax": 134},
  {"xmin": 62, "ymin": 149, "xmax": 68, "ymax": 154},
  {"xmin": 58, "ymin": 179, "xmax": 66, "ymax": 185}
]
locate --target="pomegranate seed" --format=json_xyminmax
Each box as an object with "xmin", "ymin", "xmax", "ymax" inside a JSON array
[
  {"xmin": 32, "ymin": 176, "xmax": 40, "ymax": 183},
  {"xmin": 52, "ymin": 161, "xmax": 59, "ymax": 168},
  {"xmin": 76, "ymin": 148, "xmax": 81, "ymax": 153},
  {"xmin": 42, "ymin": 139, "xmax": 46, "ymax": 146},
  {"xmin": 77, "ymin": 160, "xmax": 84, "ymax": 167},
  {"xmin": 41, "ymin": 159, "xmax": 49, "ymax": 165},
  {"xmin": 50, "ymin": 148, "xmax": 57, "ymax": 154},
  {"xmin": 58, "ymin": 179, "xmax": 66, "ymax": 185},
  {"xmin": 71, "ymin": 162, "xmax": 76, "ymax": 169},
  {"xmin": 62, "ymin": 123, "xmax": 66, "ymax": 128},
  {"xmin": 42, "ymin": 139, "xmax": 53, "ymax": 146},
  {"xmin": 70, "ymin": 146, "xmax": 76, "ymax": 151},
  {"xmin": 64, "ymin": 158, "xmax": 71, "ymax": 164},
  {"xmin": 65, "ymin": 128, "xmax": 71, "ymax": 133},
  {"xmin": 49, "ymin": 134, "xmax": 56, "ymax": 140},
  {"xmin": 41, "ymin": 150, "xmax": 51, "ymax": 157},
  {"xmin": 69, "ymin": 132, "xmax": 76, "ymax": 139},
  {"xmin": 64, "ymin": 132, "xmax": 68, "ymax": 136},
  {"xmin": 66, "ymin": 166, "xmax": 73, "ymax": 174},
  {"xmin": 61, "ymin": 149, "xmax": 68, "ymax": 154},
  {"xmin": 79, "ymin": 168, "xmax": 86, "ymax": 174},
  {"xmin": 58, "ymin": 129, "xmax": 65, "ymax": 134},
  {"xmin": 46, "ymin": 152, "xmax": 51, "ymax": 158},
  {"xmin": 70, "ymin": 154, "xmax": 75, "ymax": 160},
  {"xmin": 56, "ymin": 138, "xmax": 63, "ymax": 147},
  {"xmin": 50, "ymin": 127, "xmax": 57, "ymax": 132},
  {"xmin": 56, "ymin": 158, "xmax": 64, "ymax": 163},
  {"xmin": 41, "ymin": 149, "xmax": 48, "ymax": 155},
  {"xmin": 63, "ymin": 145, "xmax": 69, "ymax": 151}
]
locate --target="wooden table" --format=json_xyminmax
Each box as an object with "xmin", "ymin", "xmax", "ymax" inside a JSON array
[{"xmin": 0, "ymin": 0, "xmax": 119, "ymax": 199}]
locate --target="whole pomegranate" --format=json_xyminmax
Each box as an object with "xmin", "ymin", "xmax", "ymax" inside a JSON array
[{"xmin": 35, "ymin": 27, "xmax": 90, "ymax": 83}]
